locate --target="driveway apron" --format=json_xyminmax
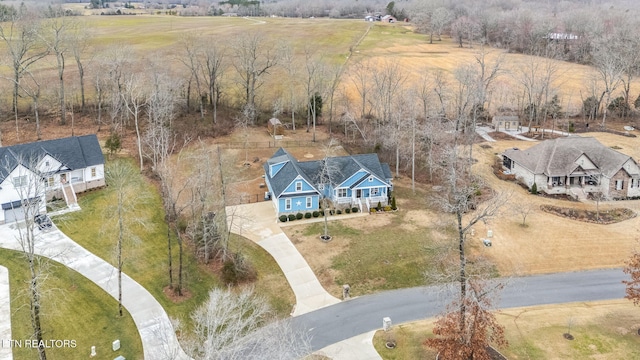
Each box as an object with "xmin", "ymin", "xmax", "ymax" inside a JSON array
[{"xmin": 227, "ymin": 202, "xmax": 340, "ymax": 316}]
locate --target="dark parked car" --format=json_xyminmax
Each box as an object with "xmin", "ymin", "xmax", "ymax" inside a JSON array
[{"xmin": 34, "ymin": 214, "xmax": 53, "ymax": 230}]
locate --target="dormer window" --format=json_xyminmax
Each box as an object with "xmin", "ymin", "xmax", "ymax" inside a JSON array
[{"xmin": 296, "ymin": 181, "xmax": 302, "ymax": 191}]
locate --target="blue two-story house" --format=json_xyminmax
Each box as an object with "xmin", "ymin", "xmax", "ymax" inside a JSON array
[{"xmin": 264, "ymin": 148, "xmax": 393, "ymax": 215}]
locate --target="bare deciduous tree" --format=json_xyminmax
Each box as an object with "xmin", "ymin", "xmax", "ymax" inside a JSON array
[
  {"xmin": 143, "ymin": 70, "xmax": 177, "ymax": 172},
  {"xmin": 232, "ymin": 32, "xmax": 279, "ymax": 123},
  {"xmin": 372, "ymin": 60, "xmax": 405, "ymax": 131},
  {"xmin": 350, "ymin": 59, "xmax": 373, "ymax": 120},
  {"xmin": 303, "ymin": 49, "xmax": 326, "ymax": 141},
  {"xmin": 187, "ymin": 287, "xmax": 311, "ymax": 360},
  {"xmin": 512, "ymin": 202, "xmax": 535, "ymax": 227},
  {"xmin": 317, "ymin": 139, "xmax": 341, "ymax": 240},
  {"xmin": 3, "ymin": 155, "xmax": 51, "ymax": 360},
  {"xmin": 105, "ymin": 159, "xmax": 146, "ymax": 317},
  {"xmin": 592, "ymin": 38, "xmax": 624, "ymax": 129},
  {"xmin": 121, "ymin": 73, "xmax": 147, "ymax": 171},
  {"xmin": 158, "ymin": 148, "xmax": 193, "ymax": 296},
  {"xmin": 412, "ymin": 4, "xmax": 452, "ymax": 44},
  {"xmin": 186, "ymin": 142, "xmax": 231, "ymax": 264},
  {"xmin": 325, "ymin": 63, "xmax": 343, "ymax": 134},
  {"xmin": 203, "ymin": 40, "xmax": 226, "ymax": 125},
  {"xmin": 516, "ymin": 48, "xmax": 561, "ymax": 130},
  {"xmin": 10, "ymin": 68, "xmax": 43, "ymax": 140},
  {"xmin": 69, "ymin": 20, "xmax": 92, "ymax": 112},
  {"xmin": 40, "ymin": 12, "xmax": 72, "ymax": 124},
  {"xmin": 0, "ymin": 10, "xmax": 48, "ymax": 144},
  {"xmin": 428, "ymin": 141, "xmax": 510, "ymax": 358},
  {"xmin": 451, "ymin": 16, "xmax": 480, "ymax": 48},
  {"xmin": 180, "ymin": 34, "xmax": 206, "ymax": 119},
  {"xmin": 280, "ymin": 44, "xmax": 299, "ymax": 131}
]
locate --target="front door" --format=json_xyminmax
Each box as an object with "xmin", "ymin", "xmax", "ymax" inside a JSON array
[
  {"xmin": 60, "ymin": 173, "xmax": 67, "ymax": 184},
  {"xmin": 356, "ymin": 189, "xmax": 362, "ymax": 198}
]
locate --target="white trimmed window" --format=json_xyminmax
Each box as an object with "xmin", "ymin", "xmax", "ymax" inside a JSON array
[
  {"xmin": 616, "ymin": 180, "xmax": 624, "ymax": 190},
  {"xmin": 368, "ymin": 176, "xmax": 373, "ymax": 182},
  {"xmin": 337, "ymin": 188, "xmax": 347, "ymax": 197},
  {"xmin": 13, "ymin": 175, "xmax": 27, "ymax": 188},
  {"xmin": 306, "ymin": 197, "xmax": 312, "ymax": 208},
  {"xmin": 47, "ymin": 177, "xmax": 54, "ymax": 187},
  {"xmin": 91, "ymin": 167, "xmax": 96, "ymax": 178},
  {"xmin": 295, "ymin": 181, "xmax": 302, "ymax": 191},
  {"xmin": 371, "ymin": 187, "xmax": 379, "ymax": 196},
  {"xmin": 285, "ymin": 198, "xmax": 292, "ymax": 210}
]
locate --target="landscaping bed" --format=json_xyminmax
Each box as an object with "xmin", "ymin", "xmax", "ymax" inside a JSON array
[{"xmin": 540, "ymin": 205, "xmax": 636, "ymax": 224}]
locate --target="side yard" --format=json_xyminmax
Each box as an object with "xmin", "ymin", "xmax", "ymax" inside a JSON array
[{"xmin": 56, "ymin": 157, "xmax": 294, "ymax": 338}]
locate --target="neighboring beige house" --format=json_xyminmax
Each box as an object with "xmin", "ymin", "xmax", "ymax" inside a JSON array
[
  {"xmin": 492, "ymin": 115, "xmax": 520, "ymax": 131},
  {"xmin": 502, "ymin": 136, "xmax": 640, "ymax": 199}
]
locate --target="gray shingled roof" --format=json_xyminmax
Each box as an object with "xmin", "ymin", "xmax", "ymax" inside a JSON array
[
  {"xmin": 324, "ymin": 153, "xmax": 391, "ymax": 185},
  {"xmin": 264, "ymin": 148, "xmax": 320, "ymax": 198},
  {"xmin": 503, "ymin": 136, "xmax": 636, "ymax": 178},
  {"xmin": 265, "ymin": 148, "xmax": 392, "ymax": 198},
  {"xmin": 0, "ymin": 135, "xmax": 104, "ymax": 183}
]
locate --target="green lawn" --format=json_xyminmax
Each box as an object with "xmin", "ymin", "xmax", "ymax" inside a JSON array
[
  {"xmin": 56, "ymin": 158, "xmax": 220, "ymax": 333},
  {"xmin": 56, "ymin": 157, "xmax": 294, "ymax": 336},
  {"xmin": 230, "ymin": 233, "xmax": 295, "ymax": 316},
  {"xmin": 285, "ymin": 183, "xmax": 454, "ymax": 296},
  {"xmin": 0, "ymin": 248, "xmax": 142, "ymax": 360},
  {"xmin": 327, "ymin": 215, "xmax": 441, "ymax": 294}
]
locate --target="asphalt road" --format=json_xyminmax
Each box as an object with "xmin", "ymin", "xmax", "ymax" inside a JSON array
[{"xmin": 291, "ymin": 269, "xmax": 627, "ymax": 351}]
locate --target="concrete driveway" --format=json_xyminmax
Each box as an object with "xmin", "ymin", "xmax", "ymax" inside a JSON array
[
  {"xmin": 227, "ymin": 202, "xmax": 341, "ymax": 316},
  {"xmin": 0, "ymin": 223, "xmax": 190, "ymax": 360}
]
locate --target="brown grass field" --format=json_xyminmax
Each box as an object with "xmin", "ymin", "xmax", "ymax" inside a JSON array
[
  {"xmin": 1, "ymin": 15, "xmax": 638, "ymax": 122},
  {"xmin": 3, "ymin": 14, "xmax": 640, "ymax": 356}
]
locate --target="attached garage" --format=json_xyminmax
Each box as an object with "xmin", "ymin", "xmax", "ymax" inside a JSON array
[
  {"xmin": 1, "ymin": 197, "xmax": 41, "ymax": 224},
  {"xmin": 2, "ymin": 200, "xmax": 25, "ymax": 223}
]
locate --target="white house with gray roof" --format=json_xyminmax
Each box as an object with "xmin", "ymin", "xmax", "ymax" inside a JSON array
[
  {"xmin": 0, "ymin": 135, "xmax": 105, "ymax": 224},
  {"xmin": 502, "ymin": 136, "xmax": 640, "ymax": 199},
  {"xmin": 264, "ymin": 148, "xmax": 393, "ymax": 215}
]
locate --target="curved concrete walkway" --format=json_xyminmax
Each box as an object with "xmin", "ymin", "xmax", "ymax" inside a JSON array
[
  {"xmin": 0, "ymin": 266, "xmax": 12, "ymax": 360},
  {"xmin": 227, "ymin": 202, "xmax": 341, "ymax": 316},
  {"xmin": 0, "ymin": 223, "xmax": 190, "ymax": 360}
]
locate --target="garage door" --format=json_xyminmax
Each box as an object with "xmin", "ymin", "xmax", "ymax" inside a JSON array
[
  {"xmin": 4, "ymin": 207, "xmax": 25, "ymax": 223},
  {"xmin": 2, "ymin": 197, "xmax": 41, "ymax": 224}
]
